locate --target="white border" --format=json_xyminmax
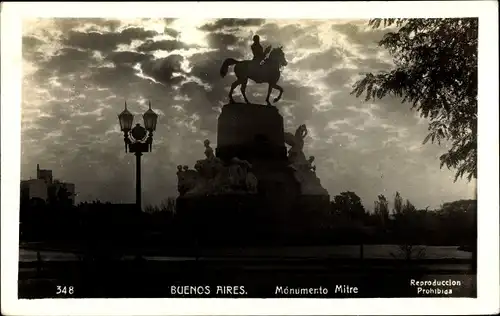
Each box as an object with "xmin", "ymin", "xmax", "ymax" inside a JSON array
[{"xmin": 1, "ymin": 1, "xmax": 499, "ymax": 315}]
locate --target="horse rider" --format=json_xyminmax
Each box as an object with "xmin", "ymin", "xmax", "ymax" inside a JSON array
[{"xmin": 251, "ymin": 35, "xmax": 271, "ymax": 66}]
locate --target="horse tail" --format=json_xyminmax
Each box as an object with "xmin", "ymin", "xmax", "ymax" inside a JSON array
[{"xmin": 220, "ymin": 58, "xmax": 239, "ymax": 77}]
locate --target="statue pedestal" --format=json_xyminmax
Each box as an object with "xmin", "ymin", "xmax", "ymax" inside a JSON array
[
  {"xmin": 175, "ymin": 102, "xmax": 331, "ymax": 246},
  {"xmin": 216, "ymin": 103, "xmax": 287, "ymax": 162}
]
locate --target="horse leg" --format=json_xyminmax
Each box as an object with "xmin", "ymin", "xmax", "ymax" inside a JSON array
[
  {"xmin": 265, "ymin": 83, "xmax": 273, "ymax": 106},
  {"xmin": 272, "ymin": 83, "xmax": 284, "ymax": 103},
  {"xmin": 229, "ymin": 80, "xmax": 240, "ymax": 103},
  {"xmin": 240, "ymin": 78, "xmax": 250, "ymax": 104}
]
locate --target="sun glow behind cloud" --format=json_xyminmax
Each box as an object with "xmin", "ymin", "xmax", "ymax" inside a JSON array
[{"xmin": 170, "ymin": 19, "xmax": 209, "ymax": 47}]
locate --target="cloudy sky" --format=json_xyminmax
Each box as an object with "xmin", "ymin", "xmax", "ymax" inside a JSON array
[{"xmin": 21, "ymin": 17, "xmax": 475, "ymax": 209}]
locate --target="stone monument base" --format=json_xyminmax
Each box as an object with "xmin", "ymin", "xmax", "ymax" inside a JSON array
[
  {"xmin": 174, "ymin": 101, "xmax": 331, "ymax": 246},
  {"xmin": 216, "ymin": 103, "xmax": 287, "ymax": 162}
]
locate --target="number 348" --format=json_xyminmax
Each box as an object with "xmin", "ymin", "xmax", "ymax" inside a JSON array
[{"xmin": 56, "ymin": 286, "xmax": 74, "ymax": 295}]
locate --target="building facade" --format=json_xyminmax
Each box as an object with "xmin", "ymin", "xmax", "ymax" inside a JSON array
[
  {"xmin": 36, "ymin": 164, "xmax": 53, "ymax": 184},
  {"xmin": 20, "ymin": 179, "xmax": 48, "ymax": 202},
  {"xmin": 20, "ymin": 164, "xmax": 76, "ymax": 205}
]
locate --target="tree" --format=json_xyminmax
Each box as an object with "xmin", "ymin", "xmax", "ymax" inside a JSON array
[
  {"xmin": 47, "ymin": 185, "xmax": 58, "ymax": 206},
  {"xmin": 393, "ymin": 191, "xmax": 403, "ymax": 216},
  {"xmin": 351, "ymin": 18, "xmax": 477, "ymax": 182},
  {"xmin": 165, "ymin": 197, "xmax": 177, "ymax": 214},
  {"xmin": 439, "ymin": 199, "xmax": 476, "ymax": 245},
  {"xmin": 374, "ymin": 194, "xmax": 389, "ymax": 227},
  {"xmin": 331, "ymin": 191, "xmax": 366, "ymax": 220},
  {"xmin": 403, "ymin": 199, "xmax": 417, "ymax": 214},
  {"xmin": 57, "ymin": 186, "xmax": 73, "ymax": 207},
  {"xmin": 391, "ymin": 197, "xmax": 426, "ymax": 260},
  {"xmin": 393, "ymin": 198, "xmax": 418, "ymax": 230}
]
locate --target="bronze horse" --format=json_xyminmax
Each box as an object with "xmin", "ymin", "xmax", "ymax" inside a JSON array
[{"xmin": 220, "ymin": 47, "xmax": 288, "ymax": 105}]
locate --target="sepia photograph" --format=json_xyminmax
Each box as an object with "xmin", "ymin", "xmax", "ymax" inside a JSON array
[{"xmin": 1, "ymin": 1, "xmax": 499, "ymax": 315}]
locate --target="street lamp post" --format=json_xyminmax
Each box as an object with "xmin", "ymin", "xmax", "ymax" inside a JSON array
[{"xmin": 118, "ymin": 101, "xmax": 158, "ymax": 210}]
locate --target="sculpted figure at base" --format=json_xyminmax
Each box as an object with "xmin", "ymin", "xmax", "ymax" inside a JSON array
[
  {"xmin": 204, "ymin": 139, "xmax": 215, "ymax": 160},
  {"xmin": 228, "ymin": 157, "xmax": 248, "ymax": 188},
  {"xmin": 308, "ymin": 156, "xmax": 316, "ymax": 172},
  {"xmin": 284, "ymin": 125, "xmax": 328, "ymax": 196},
  {"xmin": 284, "ymin": 124, "xmax": 308, "ymax": 167},
  {"xmin": 177, "ymin": 141, "xmax": 259, "ymax": 196},
  {"xmin": 228, "ymin": 157, "xmax": 258, "ymax": 194},
  {"xmin": 245, "ymin": 171, "xmax": 258, "ymax": 193},
  {"xmin": 177, "ymin": 165, "xmax": 202, "ymax": 196}
]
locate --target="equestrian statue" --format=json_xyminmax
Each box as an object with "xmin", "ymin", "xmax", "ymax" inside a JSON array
[{"xmin": 220, "ymin": 35, "xmax": 288, "ymax": 106}]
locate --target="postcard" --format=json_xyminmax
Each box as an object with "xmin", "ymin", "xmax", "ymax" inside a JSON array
[{"xmin": 1, "ymin": 1, "xmax": 498, "ymax": 315}]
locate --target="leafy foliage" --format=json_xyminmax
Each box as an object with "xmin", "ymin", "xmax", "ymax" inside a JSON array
[
  {"xmin": 393, "ymin": 191, "xmax": 403, "ymax": 215},
  {"xmin": 20, "ymin": 193, "xmax": 477, "ymax": 249},
  {"xmin": 46, "ymin": 185, "xmax": 73, "ymax": 207},
  {"xmin": 351, "ymin": 18, "xmax": 477, "ymax": 182},
  {"xmin": 390, "ymin": 194, "xmax": 425, "ymax": 259},
  {"xmin": 374, "ymin": 194, "xmax": 389, "ymax": 226},
  {"xmin": 331, "ymin": 191, "xmax": 367, "ymax": 220}
]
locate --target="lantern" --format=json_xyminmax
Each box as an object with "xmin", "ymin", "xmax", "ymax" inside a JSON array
[
  {"xmin": 143, "ymin": 100, "xmax": 158, "ymax": 132},
  {"xmin": 118, "ymin": 102, "xmax": 134, "ymax": 132}
]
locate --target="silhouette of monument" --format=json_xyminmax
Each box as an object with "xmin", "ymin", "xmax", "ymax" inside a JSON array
[
  {"xmin": 220, "ymin": 45, "xmax": 287, "ymax": 105},
  {"xmin": 176, "ymin": 38, "xmax": 329, "ymax": 246}
]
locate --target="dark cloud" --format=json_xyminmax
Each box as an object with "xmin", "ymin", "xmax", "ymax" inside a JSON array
[
  {"xmin": 137, "ymin": 39, "xmax": 193, "ymax": 52},
  {"xmin": 178, "ymin": 81, "xmax": 221, "ymax": 123},
  {"xmin": 32, "ymin": 48, "xmax": 94, "ymax": 80},
  {"xmin": 79, "ymin": 56, "xmax": 179, "ymax": 105},
  {"xmin": 280, "ymin": 83, "xmax": 320, "ymax": 124},
  {"xmin": 140, "ymin": 54, "xmax": 185, "ymax": 85},
  {"xmin": 22, "ymin": 36, "xmax": 44, "ymax": 51},
  {"xmin": 63, "ymin": 27, "xmax": 158, "ymax": 52},
  {"xmin": 164, "ymin": 27, "xmax": 180, "ymax": 38},
  {"xmin": 189, "ymin": 49, "xmax": 243, "ymax": 85},
  {"xmin": 283, "ymin": 83, "xmax": 319, "ymax": 104},
  {"xmin": 163, "ymin": 18, "xmax": 177, "ymax": 25},
  {"xmin": 89, "ymin": 65, "xmax": 140, "ymax": 88},
  {"xmin": 62, "ymin": 31, "xmax": 120, "ymax": 52},
  {"xmin": 23, "ymin": 50, "xmax": 45, "ymax": 63},
  {"xmin": 53, "ymin": 18, "xmax": 123, "ymax": 33},
  {"xmin": 106, "ymin": 51, "xmax": 153, "ymax": 66},
  {"xmin": 205, "ymin": 32, "xmax": 240, "ymax": 49},
  {"xmin": 120, "ymin": 27, "xmax": 158, "ymax": 40},
  {"xmin": 199, "ymin": 18, "xmax": 266, "ymax": 32},
  {"xmin": 22, "ymin": 36, "xmax": 45, "ymax": 62},
  {"xmin": 31, "ymin": 102, "xmax": 110, "ymax": 137}
]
